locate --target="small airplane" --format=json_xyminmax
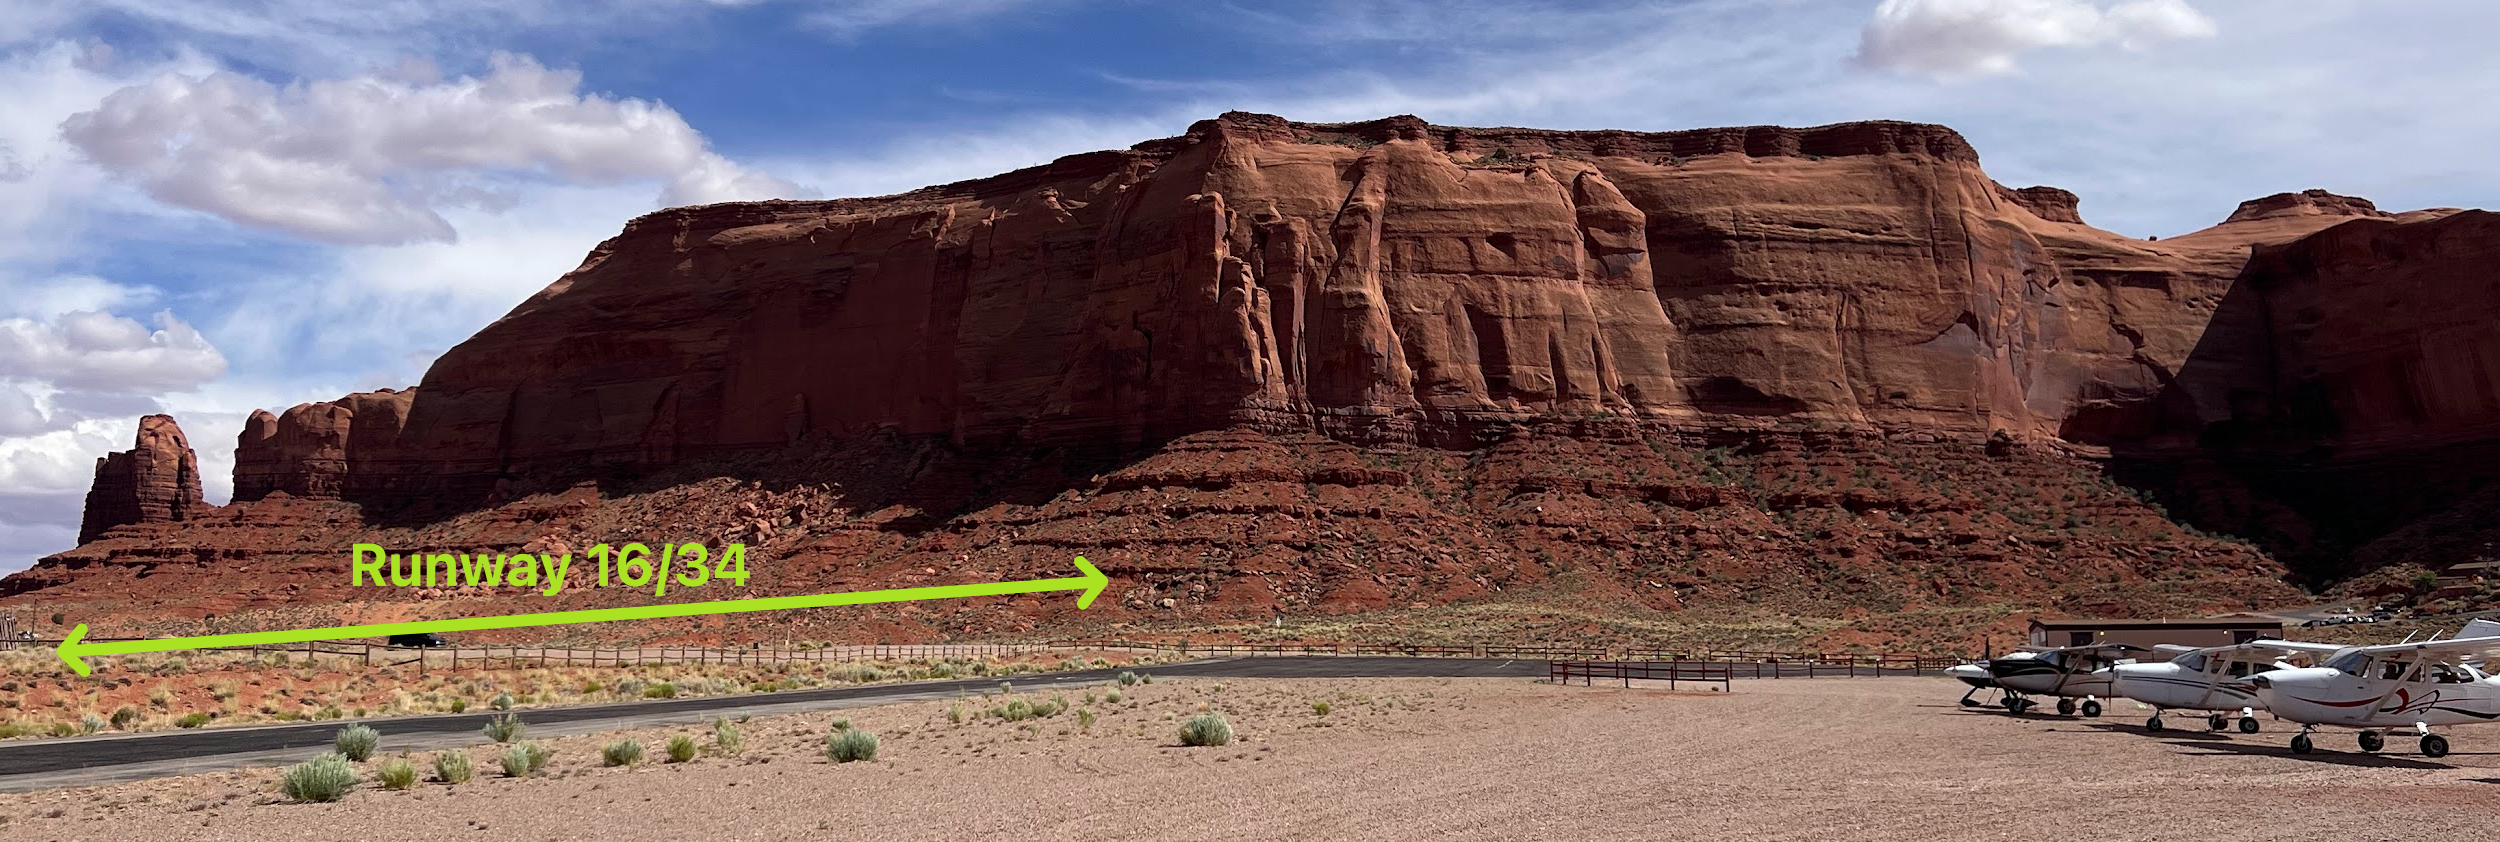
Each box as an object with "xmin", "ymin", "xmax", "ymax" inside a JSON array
[
  {"xmin": 2107, "ymin": 639, "xmax": 2346, "ymax": 732},
  {"xmin": 1983, "ymin": 642, "xmax": 2150, "ymax": 716},
  {"xmin": 2234, "ymin": 621, "xmax": 2500, "ymax": 757}
]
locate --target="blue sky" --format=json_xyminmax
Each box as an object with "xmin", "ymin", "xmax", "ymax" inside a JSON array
[{"xmin": 3, "ymin": 0, "xmax": 2496, "ymax": 573}]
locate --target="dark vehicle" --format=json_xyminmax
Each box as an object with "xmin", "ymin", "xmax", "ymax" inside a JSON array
[{"xmin": 387, "ymin": 633, "xmax": 449, "ymax": 648}]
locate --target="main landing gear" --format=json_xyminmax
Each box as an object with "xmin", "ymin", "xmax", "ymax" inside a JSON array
[
  {"xmin": 2296, "ymin": 724, "xmax": 2451, "ymax": 758},
  {"xmin": 2415, "ymin": 723, "xmax": 2451, "ymax": 758},
  {"xmin": 2152, "ymin": 709, "xmax": 2260, "ymax": 734}
]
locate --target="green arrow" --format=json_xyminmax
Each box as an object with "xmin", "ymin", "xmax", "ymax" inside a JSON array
[{"xmin": 57, "ymin": 556, "xmax": 1107, "ymax": 676}]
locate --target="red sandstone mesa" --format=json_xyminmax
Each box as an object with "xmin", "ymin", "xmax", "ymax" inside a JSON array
[
  {"xmin": 220, "ymin": 114, "xmax": 2421, "ymax": 505},
  {"xmin": 10, "ymin": 114, "xmax": 2495, "ymax": 641}
]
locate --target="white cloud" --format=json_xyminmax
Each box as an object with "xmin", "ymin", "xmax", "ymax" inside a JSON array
[
  {"xmin": 797, "ymin": 0, "xmax": 1060, "ymax": 39},
  {"xmin": 1855, "ymin": 0, "xmax": 2217, "ymax": 78},
  {"xmin": 0, "ymin": 310, "xmax": 228, "ymax": 395},
  {"xmin": 0, "ymin": 383, "xmax": 48, "ymax": 437},
  {"xmin": 60, "ymin": 52, "xmax": 808, "ymax": 245}
]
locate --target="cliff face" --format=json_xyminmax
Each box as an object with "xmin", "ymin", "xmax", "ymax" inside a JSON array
[
  {"xmin": 223, "ymin": 113, "xmax": 2370, "ymax": 506},
  {"xmin": 233, "ymin": 389, "xmax": 417, "ymax": 502},
  {"xmin": 76, "ymin": 415, "xmax": 204, "ymax": 544}
]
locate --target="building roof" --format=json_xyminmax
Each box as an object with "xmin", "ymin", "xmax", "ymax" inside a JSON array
[{"xmin": 2028, "ymin": 616, "xmax": 2286, "ymax": 630}]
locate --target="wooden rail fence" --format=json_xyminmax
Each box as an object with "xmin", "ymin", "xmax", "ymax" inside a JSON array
[
  {"xmin": 4, "ymin": 632, "xmax": 1963, "ymax": 677},
  {"xmin": 1550, "ymin": 660, "xmax": 1735, "ymax": 692}
]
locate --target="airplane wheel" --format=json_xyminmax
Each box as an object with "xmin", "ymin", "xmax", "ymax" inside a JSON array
[
  {"xmin": 2208, "ymin": 714, "xmax": 2228, "ymax": 731},
  {"xmin": 2240, "ymin": 717, "xmax": 2261, "ymax": 734},
  {"xmin": 2422, "ymin": 734, "xmax": 2450, "ymax": 758},
  {"xmin": 2003, "ymin": 696, "xmax": 2025, "ymax": 712},
  {"xmin": 2146, "ymin": 716, "xmax": 2165, "ymax": 732},
  {"xmin": 2291, "ymin": 734, "xmax": 2314, "ymax": 754},
  {"xmin": 2057, "ymin": 698, "xmax": 2077, "ymax": 716},
  {"xmin": 2358, "ymin": 731, "xmax": 2384, "ymax": 753},
  {"xmin": 2081, "ymin": 700, "xmax": 2102, "ymax": 717}
]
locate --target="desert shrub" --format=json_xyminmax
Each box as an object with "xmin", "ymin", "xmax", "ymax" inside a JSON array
[
  {"xmin": 1105, "ymin": 690, "xmax": 1123, "ymax": 704},
  {"xmin": 1179, "ymin": 713, "xmax": 1233, "ymax": 747},
  {"xmin": 435, "ymin": 749, "xmax": 473, "ymax": 783},
  {"xmin": 601, "ymin": 739, "xmax": 644, "ymax": 767},
  {"xmin": 281, "ymin": 753, "xmax": 358, "ymax": 802},
  {"xmin": 711, "ymin": 717, "xmax": 743, "ymax": 756},
  {"xmin": 829, "ymin": 717, "xmax": 852, "ymax": 731},
  {"xmin": 498, "ymin": 744, "xmax": 532, "ymax": 778},
  {"xmin": 47, "ymin": 722, "xmax": 74, "ymax": 738},
  {"xmin": 1077, "ymin": 708, "xmax": 1097, "ymax": 730},
  {"xmin": 1312, "ymin": 701, "xmax": 1332, "ymax": 716},
  {"xmin": 1141, "ymin": 673, "xmax": 1154, "ymax": 684},
  {"xmin": 665, "ymin": 734, "xmax": 697, "ymax": 763},
  {"xmin": 108, "ymin": 706, "xmax": 140, "ymax": 730},
  {"xmin": 482, "ymin": 713, "xmax": 525, "ymax": 743},
  {"xmin": 997, "ymin": 681, "xmax": 1013, "ymax": 694},
  {"xmin": 1116, "ymin": 671, "xmax": 1140, "ymax": 687},
  {"xmin": 448, "ymin": 698, "xmax": 467, "ymax": 713},
  {"xmin": 377, "ymin": 758, "xmax": 417, "ymax": 790},
  {"xmin": 490, "ymin": 692, "xmax": 514, "ymax": 711},
  {"xmin": 824, "ymin": 728, "xmax": 879, "ymax": 763},
  {"xmin": 614, "ymin": 679, "xmax": 646, "ymax": 697},
  {"xmin": 524, "ymin": 741, "xmax": 552, "ymax": 772},
  {"xmin": 333, "ymin": 725, "xmax": 380, "ymax": 761},
  {"xmin": 989, "ymin": 697, "xmax": 1068, "ymax": 722},
  {"xmin": 175, "ymin": 712, "xmax": 211, "ymax": 729},
  {"xmin": 642, "ymin": 682, "xmax": 677, "ymax": 699},
  {"xmin": 946, "ymin": 702, "xmax": 966, "ymax": 724},
  {"xmin": 77, "ymin": 714, "xmax": 106, "ymax": 734}
]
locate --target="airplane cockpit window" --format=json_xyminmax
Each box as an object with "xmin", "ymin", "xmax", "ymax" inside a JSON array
[
  {"xmin": 2327, "ymin": 652, "xmax": 2372, "ymax": 676},
  {"xmin": 2432, "ymin": 664, "xmax": 2470, "ymax": 684},
  {"xmin": 2226, "ymin": 660, "xmax": 2257, "ymax": 677},
  {"xmin": 2174, "ymin": 652, "xmax": 2209, "ymax": 672},
  {"xmin": 2382, "ymin": 660, "xmax": 2414, "ymax": 681}
]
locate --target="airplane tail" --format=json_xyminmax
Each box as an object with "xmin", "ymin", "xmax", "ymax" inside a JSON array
[{"xmin": 2458, "ymin": 618, "xmax": 2500, "ymax": 640}]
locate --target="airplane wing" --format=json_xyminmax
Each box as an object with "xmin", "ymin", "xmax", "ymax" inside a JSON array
[
  {"xmin": 2035, "ymin": 642, "xmax": 2154, "ymax": 656},
  {"xmin": 2213, "ymin": 639, "xmax": 2350, "ymax": 658},
  {"xmin": 2350, "ymin": 635, "xmax": 2500, "ymax": 666}
]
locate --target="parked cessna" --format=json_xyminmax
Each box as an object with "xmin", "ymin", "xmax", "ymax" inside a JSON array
[
  {"xmin": 1983, "ymin": 643, "xmax": 2149, "ymax": 716},
  {"xmin": 2234, "ymin": 622, "xmax": 2500, "ymax": 757},
  {"xmin": 2107, "ymin": 640, "xmax": 2346, "ymax": 733}
]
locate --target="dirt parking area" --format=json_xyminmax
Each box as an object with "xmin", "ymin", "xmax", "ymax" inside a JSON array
[{"xmin": 0, "ymin": 675, "xmax": 2490, "ymax": 841}]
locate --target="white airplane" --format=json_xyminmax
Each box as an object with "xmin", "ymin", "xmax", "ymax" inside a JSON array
[
  {"xmin": 1982, "ymin": 643, "xmax": 2149, "ymax": 716},
  {"xmin": 2107, "ymin": 639, "xmax": 2346, "ymax": 733},
  {"xmin": 2235, "ymin": 623, "xmax": 2500, "ymax": 757}
]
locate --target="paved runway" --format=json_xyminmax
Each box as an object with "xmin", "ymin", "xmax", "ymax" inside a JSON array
[{"xmin": 0, "ymin": 656, "xmax": 1566, "ymax": 790}]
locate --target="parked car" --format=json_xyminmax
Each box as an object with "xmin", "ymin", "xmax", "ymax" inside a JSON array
[{"xmin": 386, "ymin": 632, "xmax": 449, "ymax": 648}]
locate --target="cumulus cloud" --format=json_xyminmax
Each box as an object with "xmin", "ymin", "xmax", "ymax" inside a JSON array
[
  {"xmin": 0, "ymin": 310, "xmax": 227, "ymax": 394},
  {"xmin": 1855, "ymin": 0, "xmax": 2218, "ymax": 78},
  {"xmin": 59, "ymin": 53, "xmax": 808, "ymax": 245}
]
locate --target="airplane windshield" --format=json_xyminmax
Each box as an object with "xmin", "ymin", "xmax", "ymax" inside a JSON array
[
  {"xmin": 2326, "ymin": 651, "xmax": 2372, "ymax": 676},
  {"xmin": 2173, "ymin": 652, "xmax": 2209, "ymax": 671}
]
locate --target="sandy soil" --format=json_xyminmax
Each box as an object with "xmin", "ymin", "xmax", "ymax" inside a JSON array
[{"xmin": 1, "ymin": 675, "xmax": 2492, "ymax": 841}]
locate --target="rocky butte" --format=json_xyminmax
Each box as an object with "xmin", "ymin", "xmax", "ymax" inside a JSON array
[{"xmin": 8, "ymin": 114, "xmax": 2495, "ymax": 649}]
